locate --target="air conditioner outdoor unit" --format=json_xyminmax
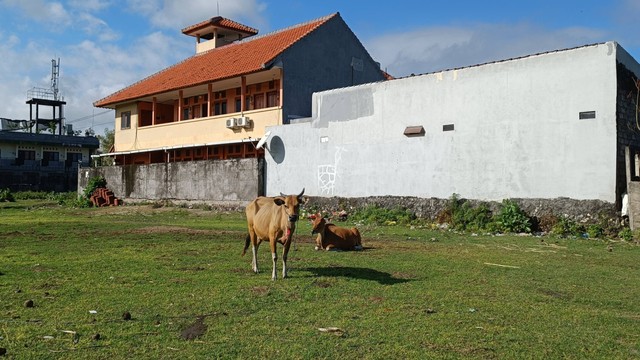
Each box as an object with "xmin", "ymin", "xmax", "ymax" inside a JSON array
[
  {"xmin": 226, "ymin": 118, "xmax": 237, "ymax": 129},
  {"xmin": 236, "ymin": 116, "xmax": 251, "ymax": 128}
]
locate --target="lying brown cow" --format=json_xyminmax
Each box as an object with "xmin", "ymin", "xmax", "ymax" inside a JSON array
[
  {"xmin": 243, "ymin": 189, "xmax": 305, "ymax": 280},
  {"xmin": 311, "ymin": 214, "xmax": 363, "ymax": 251}
]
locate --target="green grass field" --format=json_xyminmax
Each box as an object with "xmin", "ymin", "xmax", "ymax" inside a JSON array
[{"xmin": 1, "ymin": 200, "xmax": 639, "ymax": 359}]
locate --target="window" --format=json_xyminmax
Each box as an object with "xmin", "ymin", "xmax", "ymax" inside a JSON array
[
  {"xmin": 42, "ymin": 151, "xmax": 59, "ymax": 166},
  {"xmin": 66, "ymin": 152, "xmax": 83, "ymax": 167},
  {"xmin": 121, "ymin": 111, "xmax": 131, "ymax": 129},
  {"xmin": 183, "ymin": 108, "xmax": 190, "ymax": 120},
  {"xmin": 201, "ymin": 104, "xmax": 208, "ymax": 117},
  {"xmin": 254, "ymin": 94, "xmax": 265, "ymax": 109},
  {"xmin": 42, "ymin": 151, "xmax": 59, "ymax": 164},
  {"xmin": 214, "ymin": 101, "xmax": 227, "ymax": 115},
  {"xmin": 267, "ymin": 91, "xmax": 279, "ymax": 108},
  {"xmin": 235, "ymin": 98, "xmax": 242, "ymax": 112},
  {"xmin": 18, "ymin": 150, "xmax": 35, "ymax": 160}
]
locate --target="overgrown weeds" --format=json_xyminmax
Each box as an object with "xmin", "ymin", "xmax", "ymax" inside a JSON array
[
  {"xmin": 436, "ymin": 194, "xmax": 624, "ymax": 239},
  {"xmin": 350, "ymin": 205, "xmax": 416, "ymax": 225},
  {"xmin": 0, "ymin": 188, "xmax": 15, "ymax": 202}
]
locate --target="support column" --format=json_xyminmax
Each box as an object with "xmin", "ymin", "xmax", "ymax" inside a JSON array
[
  {"xmin": 178, "ymin": 90, "xmax": 183, "ymax": 121},
  {"xmin": 208, "ymin": 84, "xmax": 213, "ymax": 116},
  {"xmin": 152, "ymin": 97, "xmax": 157, "ymax": 125},
  {"xmin": 241, "ymin": 76, "xmax": 246, "ymax": 114}
]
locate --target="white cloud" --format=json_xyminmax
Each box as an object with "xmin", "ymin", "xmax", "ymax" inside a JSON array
[
  {"xmin": 366, "ymin": 22, "xmax": 608, "ymax": 77},
  {"xmin": 77, "ymin": 12, "xmax": 119, "ymax": 42},
  {"xmin": 68, "ymin": 0, "xmax": 111, "ymax": 12},
  {"xmin": 127, "ymin": 0, "xmax": 267, "ymax": 30},
  {"xmin": 1, "ymin": 0, "xmax": 72, "ymax": 28}
]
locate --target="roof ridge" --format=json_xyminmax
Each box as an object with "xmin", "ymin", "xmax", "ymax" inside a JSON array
[
  {"xmin": 400, "ymin": 42, "xmax": 610, "ymax": 80},
  {"xmin": 235, "ymin": 12, "xmax": 338, "ymax": 45}
]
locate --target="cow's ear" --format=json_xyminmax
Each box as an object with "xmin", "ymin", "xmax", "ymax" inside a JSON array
[{"xmin": 273, "ymin": 198, "xmax": 285, "ymax": 206}]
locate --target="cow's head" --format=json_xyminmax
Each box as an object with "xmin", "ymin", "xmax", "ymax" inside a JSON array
[
  {"xmin": 275, "ymin": 188, "xmax": 305, "ymax": 223},
  {"xmin": 311, "ymin": 213, "xmax": 326, "ymax": 235}
]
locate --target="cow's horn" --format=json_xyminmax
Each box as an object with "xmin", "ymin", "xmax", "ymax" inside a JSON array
[{"xmin": 298, "ymin": 188, "xmax": 305, "ymax": 197}]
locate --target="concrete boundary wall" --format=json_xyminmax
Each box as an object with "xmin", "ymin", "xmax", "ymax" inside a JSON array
[
  {"xmin": 265, "ymin": 43, "xmax": 618, "ymax": 202},
  {"xmin": 78, "ymin": 158, "xmax": 262, "ymax": 205}
]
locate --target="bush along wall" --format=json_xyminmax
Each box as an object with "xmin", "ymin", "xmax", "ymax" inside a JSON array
[{"xmin": 305, "ymin": 194, "xmax": 624, "ymax": 239}]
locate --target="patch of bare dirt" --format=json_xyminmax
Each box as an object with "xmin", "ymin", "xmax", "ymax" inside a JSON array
[
  {"xmin": 312, "ymin": 279, "xmax": 333, "ymax": 288},
  {"xmin": 391, "ymin": 271, "xmax": 417, "ymax": 280},
  {"xmin": 250, "ymin": 286, "xmax": 270, "ymax": 296},
  {"xmin": 129, "ymin": 226, "xmax": 217, "ymax": 235},
  {"xmin": 181, "ymin": 317, "xmax": 208, "ymax": 340}
]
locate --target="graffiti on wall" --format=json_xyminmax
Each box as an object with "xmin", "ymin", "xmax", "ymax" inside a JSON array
[{"xmin": 317, "ymin": 147, "xmax": 345, "ymax": 195}]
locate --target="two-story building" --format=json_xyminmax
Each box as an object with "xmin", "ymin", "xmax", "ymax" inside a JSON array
[
  {"xmin": 0, "ymin": 131, "xmax": 98, "ymax": 191},
  {"xmin": 93, "ymin": 13, "xmax": 387, "ymax": 166}
]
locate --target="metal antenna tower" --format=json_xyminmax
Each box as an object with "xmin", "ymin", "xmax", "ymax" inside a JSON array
[{"xmin": 51, "ymin": 58, "xmax": 60, "ymax": 101}]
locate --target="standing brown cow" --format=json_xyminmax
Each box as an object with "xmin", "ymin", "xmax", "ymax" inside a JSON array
[
  {"xmin": 311, "ymin": 214, "xmax": 363, "ymax": 251},
  {"xmin": 243, "ymin": 189, "xmax": 305, "ymax": 280}
]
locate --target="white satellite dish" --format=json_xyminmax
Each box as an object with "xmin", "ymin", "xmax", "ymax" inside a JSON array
[{"xmin": 256, "ymin": 131, "xmax": 271, "ymax": 150}]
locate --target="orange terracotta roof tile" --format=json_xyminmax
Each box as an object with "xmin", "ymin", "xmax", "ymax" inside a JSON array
[
  {"xmin": 181, "ymin": 16, "xmax": 258, "ymax": 36},
  {"xmin": 95, "ymin": 13, "xmax": 338, "ymax": 108}
]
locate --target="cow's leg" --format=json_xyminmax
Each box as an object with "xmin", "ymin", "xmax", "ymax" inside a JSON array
[
  {"xmin": 314, "ymin": 234, "xmax": 322, "ymax": 251},
  {"xmin": 270, "ymin": 240, "xmax": 278, "ymax": 280},
  {"xmin": 282, "ymin": 239, "xmax": 292, "ymax": 278},
  {"xmin": 251, "ymin": 242, "xmax": 260, "ymax": 273}
]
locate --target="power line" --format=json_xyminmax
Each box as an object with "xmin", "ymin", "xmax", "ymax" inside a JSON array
[{"xmin": 66, "ymin": 109, "xmax": 113, "ymax": 124}]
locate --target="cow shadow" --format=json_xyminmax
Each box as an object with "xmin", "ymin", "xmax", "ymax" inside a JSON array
[{"xmin": 302, "ymin": 266, "xmax": 410, "ymax": 285}]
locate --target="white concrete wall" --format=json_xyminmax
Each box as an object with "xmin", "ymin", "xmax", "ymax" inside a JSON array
[{"xmin": 265, "ymin": 42, "xmax": 619, "ymax": 202}]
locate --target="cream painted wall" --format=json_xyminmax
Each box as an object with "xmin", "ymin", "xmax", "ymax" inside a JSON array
[{"xmin": 113, "ymin": 105, "xmax": 281, "ymax": 152}]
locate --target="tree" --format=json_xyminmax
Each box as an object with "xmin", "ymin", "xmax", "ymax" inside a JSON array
[{"xmin": 95, "ymin": 128, "xmax": 115, "ymax": 166}]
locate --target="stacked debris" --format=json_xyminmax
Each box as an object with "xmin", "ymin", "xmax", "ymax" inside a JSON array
[{"xmin": 90, "ymin": 187, "xmax": 121, "ymax": 207}]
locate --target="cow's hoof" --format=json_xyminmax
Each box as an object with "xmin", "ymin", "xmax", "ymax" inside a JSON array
[{"xmin": 314, "ymin": 246, "xmax": 319, "ymax": 251}]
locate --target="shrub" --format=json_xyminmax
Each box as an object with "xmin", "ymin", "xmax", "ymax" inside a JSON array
[
  {"xmin": 83, "ymin": 176, "xmax": 107, "ymax": 200},
  {"xmin": 551, "ymin": 216, "xmax": 584, "ymax": 237},
  {"xmin": 452, "ymin": 201, "xmax": 493, "ymax": 232},
  {"xmin": 618, "ymin": 227, "xmax": 633, "ymax": 241},
  {"xmin": 495, "ymin": 199, "xmax": 531, "ymax": 233},
  {"xmin": 13, "ymin": 191, "xmax": 49, "ymax": 200},
  {"xmin": 351, "ymin": 205, "xmax": 416, "ymax": 225},
  {"xmin": 586, "ymin": 224, "xmax": 604, "ymax": 239},
  {"xmin": 0, "ymin": 188, "xmax": 15, "ymax": 202}
]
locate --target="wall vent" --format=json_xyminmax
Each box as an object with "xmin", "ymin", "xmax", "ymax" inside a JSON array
[
  {"xmin": 404, "ymin": 126, "xmax": 425, "ymax": 137},
  {"xmin": 579, "ymin": 111, "xmax": 596, "ymax": 120},
  {"xmin": 443, "ymin": 124, "xmax": 455, "ymax": 131}
]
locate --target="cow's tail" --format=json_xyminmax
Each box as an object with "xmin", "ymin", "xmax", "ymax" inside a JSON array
[
  {"xmin": 242, "ymin": 234, "xmax": 251, "ymax": 256},
  {"xmin": 353, "ymin": 227, "xmax": 363, "ymax": 249}
]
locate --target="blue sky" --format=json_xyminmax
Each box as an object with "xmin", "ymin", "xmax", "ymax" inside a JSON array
[{"xmin": 1, "ymin": 0, "xmax": 639, "ymax": 134}]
